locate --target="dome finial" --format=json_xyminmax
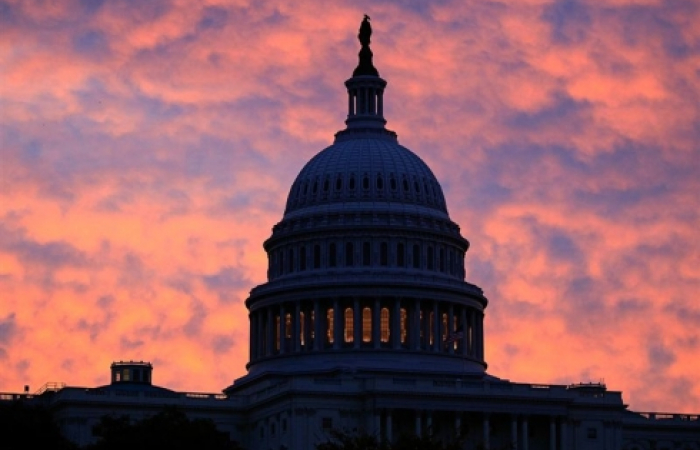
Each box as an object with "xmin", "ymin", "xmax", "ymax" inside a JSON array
[{"xmin": 353, "ymin": 15, "xmax": 379, "ymax": 77}]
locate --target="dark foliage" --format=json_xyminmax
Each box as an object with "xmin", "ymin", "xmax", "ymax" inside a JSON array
[
  {"xmin": 317, "ymin": 430, "xmax": 464, "ymax": 450},
  {"xmin": 85, "ymin": 407, "xmax": 243, "ymax": 450},
  {"xmin": 0, "ymin": 400, "xmax": 77, "ymax": 450}
]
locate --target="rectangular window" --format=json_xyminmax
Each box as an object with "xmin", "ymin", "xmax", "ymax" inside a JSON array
[
  {"xmin": 322, "ymin": 417, "xmax": 333, "ymax": 430},
  {"xmin": 397, "ymin": 243, "xmax": 405, "ymax": 267},
  {"xmin": 363, "ymin": 242, "xmax": 371, "ymax": 266},
  {"xmin": 380, "ymin": 242, "xmax": 388, "ymax": 266},
  {"xmin": 345, "ymin": 242, "xmax": 354, "ymax": 266},
  {"xmin": 329, "ymin": 243, "xmax": 337, "ymax": 267}
]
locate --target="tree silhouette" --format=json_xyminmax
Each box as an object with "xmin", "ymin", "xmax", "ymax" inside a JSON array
[
  {"xmin": 0, "ymin": 400, "xmax": 77, "ymax": 450},
  {"xmin": 85, "ymin": 407, "xmax": 243, "ymax": 450}
]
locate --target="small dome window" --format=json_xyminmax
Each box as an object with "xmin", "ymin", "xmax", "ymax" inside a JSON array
[
  {"xmin": 323, "ymin": 177, "xmax": 330, "ymax": 192},
  {"xmin": 414, "ymin": 179, "xmax": 421, "ymax": 193},
  {"xmin": 335, "ymin": 175, "xmax": 343, "ymax": 191},
  {"xmin": 362, "ymin": 173, "xmax": 370, "ymax": 190},
  {"xmin": 349, "ymin": 175, "xmax": 356, "ymax": 190},
  {"xmin": 303, "ymin": 181, "xmax": 309, "ymax": 195},
  {"xmin": 390, "ymin": 175, "xmax": 397, "ymax": 191},
  {"xmin": 402, "ymin": 177, "xmax": 410, "ymax": 192},
  {"xmin": 376, "ymin": 175, "xmax": 384, "ymax": 190},
  {"xmin": 312, "ymin": 179, "xmax": 318, "ymax": 194}
]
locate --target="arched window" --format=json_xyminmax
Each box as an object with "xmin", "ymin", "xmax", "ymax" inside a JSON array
[
  {"xmin": 329, "ymin": 242, "xmax": 337, "ymax": 267},
  {"xmin": 439, "ymin": 248, "xmax": 445, "ymax": 272},
  {"xmin": 400, "ymin": 308, "xmax": 407, "ymax": 344},
  {"xmin": 344, "ymin": 308, "xmax": 353, "ymax": 343},
  {"xmin": 349, "ymin": 175, "xmax": 356, "ymax": 190},
  {"xmin": 345, "ymin": 242, "xmax": 354, "ymax": 266},
  {"xmin": 285, "ymin": 313, "xmax": 292, "ymax": 339},
  {"xmin": 427, "ymin": 246, "xmax": 434, "ymax": 270},
  {"xmin": 380, "ymin": 242, "xmax": 388, "ymax": 266},
  {"xmin": 363, "ymin": 242, "xmax": 371, "ymax": 266},
  {"xmin": 362, "ymin": 307, "xmax": 372, "ymax": 343},
  {"xmin": 363, "ymin": 173, "xmax": 370, "ymax": 190},
  {"xmin": 412, "ymin": 244, "xmax": 420, "ymax": 268},
  {"xmin": 288, "ymin": 248, "xmax": 294, "ymax": 273},
  {"xmin": 327, "ymin": 309, "xmax": 334, "ymax": 344},
  {"xmin": 397, "ymin": 243, "xmax": 405, "ymax": 267},
  {"xmin": 335, "ymin": 175, "xmax": 343, "ymax": 191},
  {"xmin": 380, "ymin": 308, "xmax": 390, "ymax": 343},
  {"xmin": 313, "ymin": 244, "xmax": 321, "ymax": 269},
  {"xmin": 376, "ymin": 174, "xmax": 384, "ymax": 190}
]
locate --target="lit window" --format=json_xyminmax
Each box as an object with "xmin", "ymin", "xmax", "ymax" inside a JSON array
[
  {"xmin": 442, "ymin": 313, "xmax": 448, "ymax": 342},
  {"xmin": 429, "ymin": 312, "xmax": 434, "ymax": 345},
  {"xmin": 310, "ymin": 310, "xmax": 315, "ymax": 339},
  {"xmin": 123, "ymin": 369, "xmax": 130, "ymax": 381},
  {"xmin": 344, "ymin": 308, "xmax": 354, "ymax": 343},
  {"xmin": 362, "ymin": 307, "xmax": 371, "ymax": 342},
  {"xmin": 285, "ymin": 313, "xmax": 292, "ymax": 339},
  {"xmin": 380, "ymin": 308, "xmax": 390, "ymax": 343},
  {"xmin": 327, "ymin": 309, "xmax": 334, "ymax": 344}
]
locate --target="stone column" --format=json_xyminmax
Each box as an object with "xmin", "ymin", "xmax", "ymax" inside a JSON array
[
  {"xmin": 386, "ymin": 409, "xmax": 393, "ymax": 443},
  {"xmin": 511, "ymin": 416, "xmax": 518, "ymax": 450},
  {"xmin": 426, "ymin": 411, "xmax": 433, "ymax": 436},
  {"xmin": 249, "ymin": 311, "xmax": 256, "ymax": 361},
  {"xmin": 454, "ymin": 413, "xmax": 462, "ymax": 440},
  {"xmin": 461, "ymin": 307, "xmax": 468, "ymax": 356},
  {"xmin": 373, "ymin": 298, "xmax": 381, "ymax": 348},
  {"xmin": 314, "ymin": 301, "xmax": 322, "ymax": 351},
  {"xmin": 482, "ymin": 414, "xmax": 490, "ymax": 450},
  {"xmin": 413, "ymin": 298, "xmax": 421, "ymax": 350},
  {"xmin": 415, "ymin": 410, "xmax": 422, "ymax": 436},
  {"xmin": 354, "ymin": 297, "xmax": 361, "ymax": 348},
  {"xmin": 522, "ymin": 417, "xmax": 529, "ymax": 450},
  {"xmin": 559, "ymin": 418, "xmax": 568, "ymax": 450},
  {"xmin": 333, "ymin": 298, "xmax": 341, "ymax": 349},
  {"xmin": 266, "ymin": 307, "xmax": 274, "ymax": 356},
  {"xmin": 392, "ymin": 298, "xmax": 401, "ymax": 350},
  {"xmin": 432, "ymin": 301, "xmax": 440, "ymax": 351},
  {"xmin": 448, "ymin": 304, "xmax": 455, "ymax": 354},
  {"xmin": 279, "ymin": 304, "xmax": 286, "ymax": 354},
  {"xmin": 374, "ymin": 411, "xmax": 381, "ymax": 438},
  {"xmin": 549, "ymin": 417, "xmax": 556, "ymax": 450}
]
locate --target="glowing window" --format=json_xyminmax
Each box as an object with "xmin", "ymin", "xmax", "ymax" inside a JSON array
[
  {"xmin": 344, "ymin": 308, "xmax": 354, "ymax": 343},
  {"xmin": 310, "ymin": 310, "xmax": 315, "ymax": 339},
  {"xmin": 300, "ymin": 312, "xmax": 305, "ymax": 345},
  {"xmin": 362, "ymin": 307, "xmax": 372, "ymax": 342},
  {"xmin": 380, "ymin": 308, "xmax": 390, "ymax": 343},
  {"xmin": 123, "ymin": 369, "xmax": 130, "ymax": 382},
  {"xmin": 285, "ymin": 313, "xmax": 292, "ymax": 339},
  {"xmin": 327, "ymin": 309, "xmax": 334, "ymax": 344},
  {"xmin": 442, "ymin": 313, "xmax": 448, "ymax": 342}
]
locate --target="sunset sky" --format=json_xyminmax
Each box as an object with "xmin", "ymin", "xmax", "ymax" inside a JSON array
[{"xmin": 1, "ymin": 0, "xmax": 699, "ymax": 413}]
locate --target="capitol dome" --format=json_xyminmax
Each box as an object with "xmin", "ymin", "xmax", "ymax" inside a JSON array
[{"xmin": 244, "ymin": 17, "xmax": 488, "ymax": 378}]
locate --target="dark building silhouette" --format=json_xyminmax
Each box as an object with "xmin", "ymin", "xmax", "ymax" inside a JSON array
[{"xmin": 2, "ymin": 18, "xmax": 698, "ymax": 450}]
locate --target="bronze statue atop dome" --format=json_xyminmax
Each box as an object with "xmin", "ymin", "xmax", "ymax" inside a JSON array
[{"xmin": 353, "ymin": 14, "xmax": 379, "ymax": 77}]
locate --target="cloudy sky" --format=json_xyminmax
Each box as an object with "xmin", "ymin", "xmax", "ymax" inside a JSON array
[{"xmin": 1, "ymin": 0, "xmax": 699, "ymax": 413}]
